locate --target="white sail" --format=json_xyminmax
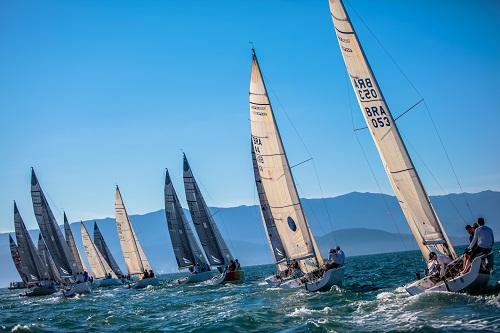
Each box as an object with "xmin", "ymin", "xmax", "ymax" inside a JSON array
[
  {"xmin": 328, "ymin": 0, "xmax": 456, "ymax": 260},
  {"xmin": 114, "ymin": 186, "xmax": 152, "ymax": 275},
  {"xmin": 30, "ymin": 168, "xmax": 75, "ymax": 275},
  {"xmin": 165, "ymin": 168, "xmax": 209, "ymax": 270},
  {"xmin": 249, "ymin": 50, "xmax": 323, "ymax": 271},
  {"xmin": 183, "ymin": 154, "xmax": 233, "ymax": 266},
  {"xmin": 63, "ymin": 213, "xmax": 85, "ymax": 273},
  {"xmin": 251, "ymin": 143, "xmax": 288, "ymax": 272},
  {"xmin": 80, "ymin": 222, "xmax": 116, "ymax": 279},
  {"xmin": 14, "ymin": 202, "xmax": 50, "ymax": 282},
  {"xmin": 94, "ymin": 222, "xmax": 123, "ymax": 277}
]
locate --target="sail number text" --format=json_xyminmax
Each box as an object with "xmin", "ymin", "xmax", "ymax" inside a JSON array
[
  {"xmin": 354, "ymin": 77, "xmax": 391, "ymax": 128},
  {"xmin": 252, "ymin": 136, "xmax": 265, "ymax": 172}
]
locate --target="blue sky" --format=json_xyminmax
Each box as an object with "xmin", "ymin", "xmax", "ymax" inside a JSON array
[{"xmin": 1, "ymin": 0, "xmax": 499, "ymax": 232}]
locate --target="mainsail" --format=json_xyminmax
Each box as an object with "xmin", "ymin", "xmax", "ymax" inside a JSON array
[
  {"xmin": 81, "ymin": 223, "xmax": 116, "ymax": 279},
  {"xmin": 63, "ymin": 213, "xmax": 85, "ymax": 273},
  {"xmin": 251, "ymin": 143, "xmax": 288, "ymax": 271},
  {"xmin": 249, "ymin": 50, "xmax": 323, "ymax": 272},
  {"xmin": 165, "ymin": 168, "xmax": 209, "ymax": 270},
  {"xmin": 328, "ymin": 0, "xmax": 456, "ymax": 260},
  {"xmin": 14, "ymin": 202, "xmax": 49, "ymax": 283},
  {"xmin": 38, "ymin": 234, "xmax": 63, "ymax": 283},
  {"xmin": 93, "ymin": 222, "xmax": 123, "ymax": 277},
  {"xmin": 183, "ymin": 154, "xmax": 233, "ymax": 266},
  {"xmin": 30, "ymin": 168, "xmax": 75, "ymax": 275},
  {"xmin": 114, "ymin": 186, "xmax": 152, "ymax": 275},
  {"xmin": 9, "ymin": 234, "xmax": 29, "ymax": 284}
]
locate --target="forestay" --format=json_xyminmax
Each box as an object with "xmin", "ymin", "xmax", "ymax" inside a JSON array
[
  {"xmin": 251, "ymin": 143, "xmax": 288, "ymax": 272},
  {"xmin": 30, "ymin": 169, "xmax": 75, "ymax": 275},
  {"xmin": 328, "ymin": 0, "xmax": 456, "ymax": 260},
  {"xmin": 249, "ymin": 50, "xmax": 323, "ymax": 271},
  {"xmin": 81, "ymin": 223, "xmax": 116, "ymax": 279},
  {"xmin": 9, "ymin": 234, "xmax": 29, "ymax": 284},
  {"xmin": 94, "ymin": 222, "xmax": 123, "ymax": 277},
  {"xmin": 183, "ymin": 154, "xmax": 233, "ymax": 267},
  {"xmin": 38, "ymin": 234, "xmax": 63, "ymax": 283},
  {"xmin": 14, "ymin": 202, "xmax": 49, "ymax": 282},
  {"xmin": 63, "ymin": 213, "xmax": 85, "ymax": 274},
  {"xmin": 114, "ymin": 186, "xmax": 152, "ymax": 275},
  {"xmin": 165, "ymin": 169, "xmax": 209, "ymax": 270}
]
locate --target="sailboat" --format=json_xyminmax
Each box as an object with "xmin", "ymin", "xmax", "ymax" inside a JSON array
[
  {"xmin": 8, "ymin": 234, "xmax": 28, "ymax": 289},
  {"xmin": 251, "ymin": 144, "xmax": 290, "ymax": 285},
  {"xmin": 63, "ymin": 213, "xmax": 86, "ymax": 274},
  {"xmin": 328, "ymin": 0, "xmax": 494, "ymax": 294},
  {"xmin": 115, "ymin": 186, "xmax": 159, "ymax": 289},
  {"xmin": 183, "ymin": 154, "xmax": 244, "ymax": 284},
  {"xmin": 81, "ymin": 222, "xmax": 122, "ymax": 287},
  {"xmin": 249, "ymin": 49, "xmax": 344, "ymax": 291},
  {"xmin": 93, "ymin": 222, "xmax": 124, "ymax": 278},
  {"xmin": 37, "ymin": 234, "xmax": 64, "ymax": 285},
  {"xmin": 30, "ymin": 168, "xmax": 75, "ymax": 278},
  {"xmin": 13, "ymin": 202, "xmax": 56, "ymax": 296},
  {"xmin": 164, "ymin": 168, "xmax": 214, "ymax": 284}
]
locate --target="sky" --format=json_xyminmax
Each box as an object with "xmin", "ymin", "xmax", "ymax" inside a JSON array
[{"xmin": 0, "ymin": 0, "xmax": 499, "ymax": 232}]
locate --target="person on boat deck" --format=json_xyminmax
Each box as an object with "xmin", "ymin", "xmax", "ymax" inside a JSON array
[
  {"xmin": 235, "ymin": 259, "xmax": 241, "ymax": 270},
  {"xmin": 143, "ymin": 270, "xmax": 150, "ymax": 279},
  {"xmin": 427, "ymin": 251, "xmax": 451, "ymax": 277},
  {"xmin": 228, "ymin": 260, "xmax": 237, "ymax": 272},
  {"xmin": 83, "ymin": 271, "xmax": 89, "ymax": 282},
  {"xmin": 77, "ymin": 272, "xmax": 85, "ymax": 283},
  {"xmin": 327, "ymin": 246, "xmax": 345, "ymax": 269},
  {"xmin": 462, "ymin": 217, "xmax": 494, "ymax": 273},
  {"xmin": 465, "ymin": 224, "xmax": 475, "ymax": 243},
  {"xmin": 149, "ymin": 270, "xmax": 155, "ymax": 278}
]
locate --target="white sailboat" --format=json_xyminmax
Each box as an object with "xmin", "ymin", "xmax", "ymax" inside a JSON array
[
  {"xmin": 164, "ymin": 169, "xmax": 214, "ymax": 284},
  {"xmin": 183, "ymin": 154, "xmax": 244, "ymax": 284},
  {"xmin": 93, "ymin": 222, "xmax": 124, "ymax": 278},
  {"xmin": 328, "ymin": 0, "xmax": 494, "ymax": 294},
  {"xmin": 115, "ymin": 186, "xmax": 159, "ymax": 289},
  {"xmin": 80, "ymin": 222, "xmax": 122, "ymax": 288},
  {"xmin": 249, "ymin": 50, "xmax": 344, "ymax": 291}
]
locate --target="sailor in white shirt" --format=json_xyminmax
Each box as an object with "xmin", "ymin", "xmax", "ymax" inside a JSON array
[
  {"xmin": 327, "ymin": 246, "xmax": 345, "ymax": 268},
  {"xmin": 462, "ymin": 217, "xmax": 494, "ymax": 273}
]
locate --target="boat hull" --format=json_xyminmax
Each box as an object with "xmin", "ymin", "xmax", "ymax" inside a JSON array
[
  {"xmin": 281, "ymin": 267, "xmax": 345, "ymax": 292},
  {"xmin": 265, "ymin": 274, "xmax": 293, "ymax": 286},
  {"xmin": 130, "ymin": 277, "xmax": 159, "ymax": 289},
  {"xmin": 23, "ymin": 286, "xmax": 57, "ymax": 297},
  {"xmin": 95, "ymin": 278, "xmax": 123, "ymax": 287},
  {"xmin": 209, "ymin": 270, "xmax": 245, "ymax": 285},
  {"xmin": 63, "ymin": 281, "xmax": 92, "ymax": 297},
  {"xmin": 405, "ymin": 254, "xmax": 493, "ymax": 295},
  {"xmin": 176, "ymin": 271, "xmax": 214, "ymax": 284}
]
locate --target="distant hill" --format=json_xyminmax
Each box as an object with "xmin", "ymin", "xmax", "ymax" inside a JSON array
[{"xmin": 0, "ymin": 191, "xmax": 498, "ymax": 287}]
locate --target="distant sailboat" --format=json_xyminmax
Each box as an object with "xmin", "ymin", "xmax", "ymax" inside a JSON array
[
  {"xmin": 81, "ymin": 222, "xmax": 122, "ymax": 287},
  {"xmin": 328, "ymin": 0, "xmax": 494, "ymax": 294},
  {"xmin": 9, "ymin": 234, "xmax": 28, "ymax": 287},
  {"xmin": 13, "ymin": 202, "xmax": 56, "ymax": 296},
  {"xmin": 30, "ymin": 168, "xmax": 75, "ymax": 277},
  {"xmin": 164, "ymin": 168, "xmax": 213, "ymax": 284},
  {"xmin": 63, "ymin": 213, "xmax": 85, "ymax": 274},
  {"xmin": 93, "ymin": 222, "xmax": 123, "ymax": 278},
  {"xmin": 249, "ymin": 49, "xmax": 344, "ymax": 291},
  {"xmin": 37, "ymin": 234, "xmax": 64, "ymax": 285},
  {"xmin": 183, "ymin": 154, "xmax": 243, "ymax": 284},
  {"xmin": 115, "ymin": 186, "xmax": 159, "ymax": 288}
]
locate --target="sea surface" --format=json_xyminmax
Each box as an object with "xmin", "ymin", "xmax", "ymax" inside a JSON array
[{"xmin": 1, "ymin": 245, "xmax": 499, "ymax": 333}]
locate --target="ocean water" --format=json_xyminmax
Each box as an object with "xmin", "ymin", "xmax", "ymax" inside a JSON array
[{"xmin": 1, "ymin": 245, "xmax": 499, "ymax": 333}]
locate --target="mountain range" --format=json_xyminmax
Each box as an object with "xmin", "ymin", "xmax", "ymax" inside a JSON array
[{"xmin": 0, "ymin": 190, "xmax": 498, "ymax": 287}]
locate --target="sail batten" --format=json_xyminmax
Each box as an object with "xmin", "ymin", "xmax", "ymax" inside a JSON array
[
  {"xmin": 183, "ymin": 155, "xmax": 233, "ymax": 267},
  {"xmin": 328, "ymin": 0, "xmax": 456, "ymax": 260},
  {"xmin": 165, "ymin": 169, "xmax": 209, "ymax": 270},
  {"xmin": 114, "ymin": 186, "xmax": 152, "ymax": 275},
  {"xmin": 249, "ymin": 50, "xmax": 323, "ymax": 271}
]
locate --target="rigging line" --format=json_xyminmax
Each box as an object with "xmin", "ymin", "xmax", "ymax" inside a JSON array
[
  {"xmin": 290, "ymin": 158, "xmax": 313, "ymax": 169},
  {"xmin": 346, "ymin": 78, "xmax": 418, "ymax": 270},
  {"xmin": 401, "ymin": 132, "xmax": 467, "ymax": 224},
  {"xmin": 345, "ymin": 0, "xmax": 474, "ymax": 220},
  {"xmin": 394, "ymin": 98, "xmax": 424, "ymax": 121},
  {"xmin": 267, "ymin": 85, "xmax": 338, "ymax": 243}
]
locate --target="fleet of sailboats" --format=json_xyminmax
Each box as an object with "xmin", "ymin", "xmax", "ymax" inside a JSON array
[{"xmin": 5, "ymin": 0, "xmax": 495, "ymax": 299}]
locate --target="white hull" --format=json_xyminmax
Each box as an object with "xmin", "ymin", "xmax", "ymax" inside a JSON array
[
  {"xmin": 63, "ymin": 281, "xmax": 92, "ymax": 297},
  {"xmin": 281, "ymin": 267, "xmax": 345, "ymax": 292},
  {"xmin": 405, "ymin": 254, "xmax": 493, "ymax": 295},
  {"xmin": 265, "ymin": 274, "xmax": 294, "ymax": 286},
  {"xmin": 95, "ymin": 278, "xmax": 123, "ymax": 287},
  {"xmin": 130, "ymin": 277, "xmax": 159, "ymax": 289},
  {"xmin": 176, "ymin": 271, "xmax": 214, "ymax": 284}
]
